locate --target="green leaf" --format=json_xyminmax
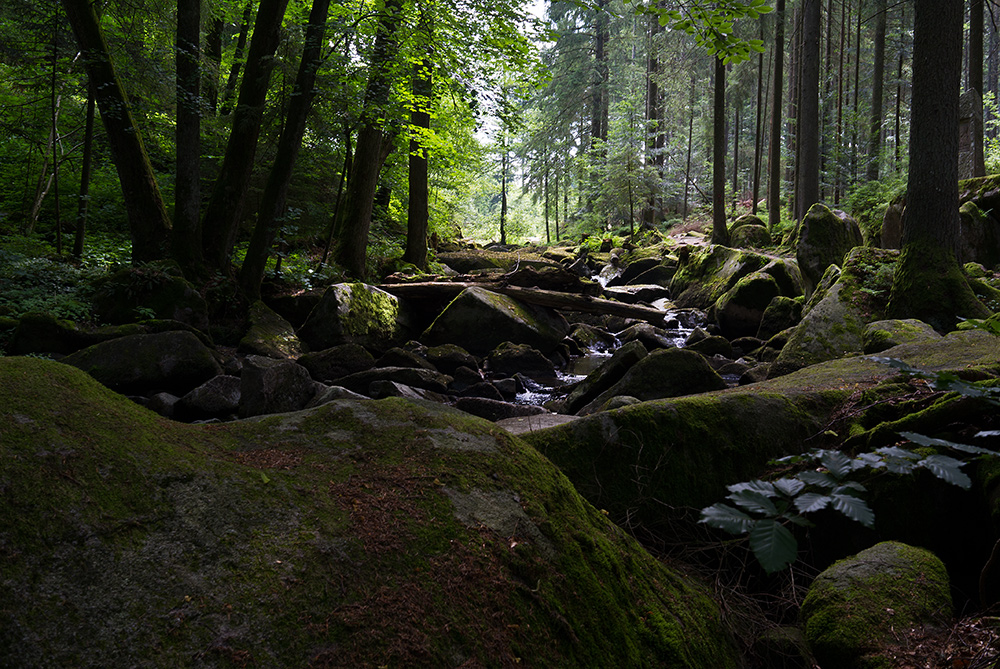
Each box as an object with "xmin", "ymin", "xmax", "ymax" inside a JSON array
[
  {"xmin": 797, "ymin": 470, "xmax": 839, "ymax": 489},
  {"xmin": 700, "ymin": 503, "xmax": 754, "ymax": 534},
  {"xmin": 749, "ymin": 520, "xmax": 798, "ymax": 574},
  {"xmin": 260, "ymin": 472, "xmax": 271, "ymax": 484},
  {"xmin": 917, "ymin": 454, "xmax": 972, "ymax": 489},
  {"xmin": 772, "ymin": 477, "xmax": 806, "ymax": 497},
  {"xmin": 727, "ymin": 489, "xmax": 779, "ymax": 516},
  {"xmin": 830, "ymin": 493, "xmax": 875, "ymax": 527},
  {"xmin": 728, "ymin": 480, "xmax": 777, "ymax": 496},
  {"xmin": 901, "ymin": 431, "xmax": 997, "ymax": 456},
  {"xmin": 794, "ymin": 492, "xmax": 831, "ymax": 514},
  {"xmin": 819, "ymin": 450, "xmax": 852, "ymax": 478}
]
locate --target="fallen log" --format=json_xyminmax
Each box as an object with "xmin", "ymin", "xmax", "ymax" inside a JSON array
[{"xmin": 378, "ymin": 281, "xmax": 668, "ymax": 326}]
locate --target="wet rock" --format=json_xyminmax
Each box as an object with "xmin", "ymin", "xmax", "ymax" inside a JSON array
[
  {"xmin": 425, "ymin": 343, "xmax": 479, "ymax": 375},
  {"xmin": 577, "ymin": 348, "xmax": 727, "ymax": 415},
  {"xmin": 563, "ymin": 340, "xmax": 648, "ymax": 415},
  {"xmin": 455, "ymin": 381, "xmax": 505, "ymax": 401},
  {"xmin": 375, "ymin": 346, "xmax": 437, "ymax": 371},
  {"xmin": 61, "ymin": 330, "xmax": 222, "ymax": 396},
  {"xmin": 369, "ymin": 380, "xmax": 447, "ymax": 403},
  {"xmin": 568, "ymin": 323, "xmax": 619, "ymax": 352},
  {"xmin": 618, "ymin": 322, "xmax": 677, "ymax": 350},
  {"xmin": 421, "ymin": 286, "xmax": 569, "ymax": 355},
  {"xmin": 685, "ymin": 334, "xmax": 734, "ymax": 359},
  {"xmin": 485, "ymin": 342, "xmax": 556, "ymax": 381},
  {"xmin": 447, "ymin": 365, "xmax": 485, "ymax": 393},
  {"xmin": 334, "ymin": 366, "xmax": 452, "ymax": 396},
  {"xmin": 454, "ymin": 397, "xmax": 547, "ymax": 422}
]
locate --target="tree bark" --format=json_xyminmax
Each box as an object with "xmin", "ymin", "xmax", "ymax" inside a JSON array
[
  {"xmin": 74, "ymin": 82, "xmax": 95, "ymax": 258},
  {"xmin": 887, "ymin": 0, "xmax": 988, "ymax": 330},
  {"xmin": 173, "ymin": 0, "xmax": 202, "ymax": 273},
  {"xmin": 796, "ymin": 0, "xmax": 821, "ymax": 222},
  {"xmin": 60, "ymin": 0, "xmax": 171, "ymax": 263},
  {"xmin": 768, "ymin": 0, "xmax": 785, "ymax": 231},
  {"xmin": 404, "ymin": 10, "xmax": 432, "ymax": 270},
  {"xmin": 866, "ymin": 0, "xmax": 886, "ymax": 182},
  {"xmin": 970, "ymin": 0, "xmax": 986, "ymax": 176},
  {"xmin": 219, "ymin": 1, "xmax": 253, "ymax": 116},
  {"xmin": 334, "ymin": 0, "xmax": 404, "ymax": 278},
  {"xmin": 201, "ymin": 0, "xmax": 291, "ymax": 274},
  {"xmin": 239, "ymin": 0, "xmax": 331, "ymax": 299},
  {"xmin": 204, "ymin": 17, "xmax": 222, "ymax": 113},
  {"xmin": 712, "ymin": 56, "xmax": 729, "ymax": 245}
]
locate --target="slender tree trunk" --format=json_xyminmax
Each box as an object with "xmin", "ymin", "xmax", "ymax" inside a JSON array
[
  {"xmin": 989, "ymin": 6, "xmax": 998, "ymax": 139},
  {"xmin": 74, "ymin": 82, "xmax": 95, "ymax": 258},
  {"xmin": 500, "ymin": 140, "xmax": 508, "ymax": 245},
  {"xmin": 219, "ymin": 1, "xmax": 253, "ymax": 116},
  {"xmin": 50, "ymin": 19, "xmax": 62, "ymax": 254},
  {"xmin": 60, "ymin": 0, "xmax": 171, "ymax": 263},
  {"xmin": 835, "ymin": 0, "xmax": 847, "ymax": 203},
  {"xmin": 852, "ymin": 0, "xmax": 861, "ymax": 183},
  {"xmin": 752, "ymin": 36, "xmax": 768, "ymax": 215},
  {"xmin": 866, "ymin": 0, "xmax": 887, "ymax": 181},
  {"xmin": 787, "ymin": 4, "xmax": 802, "ymax": 219},
  {"xmin": 201, "ymin": 0, "xmax": 291, "ymax": 274},
  {"xmin": 797, "ymin": 0, "xmax": 821, "ymax": 222},
  {"xmin": 888, "ymin": 0, "xmax": 988, "ymax": 329},
  {"xmin": 174, "ymin": 0, "xmax": 202, "ymax": 273},
  {"xmin": 544, "ymin": 165, "xmax": 550, "ymax": 244},
  {"xmin": 768, "ymin": 0, "xmax": 786, "ymax": 231},
  {"xmin": 334, "ymin": 0, "xmax": 404, "ymax": 278},
  {"xmin": 712, "ymin": 56, "xmax": 729, "ymax": 245},
  {"xmin": 732, "ymin": 99, "xmax": 740, "ymax": 215},
  {"xmin": 205, "ymin": 18, "xmax": 222, "ymax": 113},
  {"xmin": 403, "ymin": 10, "xmax": 432, "ymax": 270},
  {"xmin": 894, "ymin": 3, "xmax": 906, "ymax": 172},
  {"xmin": 320, "ymin": 131, "xmax": 352, "ymax": 267},
  {"xmin": 239, "ymin": 0, "xmax": 331, "ymax": 298},
  {"xmin": 971, "ymin": 0, "xmax": 987, "ymax": 176}
]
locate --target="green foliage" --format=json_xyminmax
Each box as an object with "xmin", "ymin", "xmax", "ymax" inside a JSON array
[
  {"xmin": 629, "ymin": 0, "xmax": 772, "ymax": 64},
  {"xmin": 701, "ymin": 356, "xmax": 1000, "ymax": 574},
  {"xmin": 844, "ymin": 177, "xmax": 905, "ymax": 246},
  {"xmin": 0, "ymin": 236, "xmax": 98, "ymax": 321}
]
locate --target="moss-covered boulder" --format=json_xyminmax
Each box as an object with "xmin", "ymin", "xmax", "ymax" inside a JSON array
[
  {"xmin": 421, "ymin": 286, "xmax": 570, "ymax": 355},
  {"xmin": 730, "ymin": 213, "xmax": 765, "ymax": 231},
  {"xmin": 90, "ymin": 264, "xmax": 210, "ymax": 332},
  {"xmin": 670, "ymin": 245, "xmax": 774, "ymax": 309},
  {"xmin": 862, "ymin": 318, "xmax": 942, "ymax": 354},
  {"xmin": 563, "ymin": 339, "xmax": 648, "ymax": 414},
  {"xmin": 484, "ymin": 342, "xmax": 556, "ymax": 380},
  {"xmin": 958, "ymin": 201, "xmax": 1000, "ymax": 269},
  {"xmin": 795, "ymin": 203, "xmax": 864, "ymax": 297},
  {"xmin": 713, "ymin": 271, "xmax": 783, "ymax": 339},
  {"xmin": 60, "ymin": 330, "xmax": 222, "ymax": 396},
  {"xmin": 238, "ymin": 300, "xmax": 303, "ymax": 359},
  {"xmin": 576, "ymin": 347, "xmax": 727, "ymax": 415},
  {"xmin": 730, "ymin": 224, "xmax": 772, "ymax": 249},
  {"xmin": 0, "ymin": 357, "xmax": 739, "ymax": 667},
  {"xmin": 297, "ymin": 342, "xmax": 376, "ymax": 383},
  {"xmin": 297, "ymin": 283, "xmax": 415, "ymax": 354},
  {"xmin": 757, "ymin": 296, "xmax": 804, "ymax": 340},
  {"xmin": 800, "ymin": 542, "xmax": 952, "ymax": 669}
]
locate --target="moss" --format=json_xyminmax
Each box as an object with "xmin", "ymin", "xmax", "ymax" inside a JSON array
[
  {"xmin": 344, "ymin": 282, "xmax": 400, "ymax": 340},
  {"xmin": 1, "ymin": 357, "xmax": 738, "ymax": 667}
]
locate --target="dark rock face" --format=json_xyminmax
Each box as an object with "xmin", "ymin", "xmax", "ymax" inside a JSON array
[
  {"xmin": 713, "ymin": 272, "xmax": 782, "ymax": 339},
  {"xmin": 175, "ymin": 375, "xmax": 242, "ymax": 421},
  {"xmin": 333, "ymin": 366, "xmax": 453, "ymax": 396},
  {"xmin": 562, "ymin": 340, "xmax": 648, "ymax": 415},
  {"xmin": 90, "ymin": 265, "xmax": 210, "ymax": 332},
  {"xmin": 238, "ymin": 355, "xmax": 319, "ymax": 418},
  {"xmin": 297, "ymin": 343, "xmax": 376, "ymax": 383},
  {"xmin": 485, "ymin": 342, "xmax": 556, "ymax": 381},
  {"xmin": 795, "ymin": 203, "xmax": 864, "ymax": 297},
  {"xmin": 297, "ymin": 283, "xmax": 414, "ymax": 354},
  {"xmin": 420, "ymin": 286, "xmax": 569, "ymax": 355},
  {"xmin": 61, "ymin": 330, "xmax": 222, "ymax": 396},
  {"xmin": 757, "ymin": 296, "xmax": 804, "ymax": 341},
  {"xmin": 237, "ymin": 300, "xmax": 302, "ymax": 359},
  {"xmin": 453, "ymin": 396, "xmax": 548, "ymax": 422}
]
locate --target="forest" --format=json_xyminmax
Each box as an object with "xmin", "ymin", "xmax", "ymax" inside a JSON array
[{"xmin": 4, "ymin": 0, "xmax": 1000, "ymax": 666}]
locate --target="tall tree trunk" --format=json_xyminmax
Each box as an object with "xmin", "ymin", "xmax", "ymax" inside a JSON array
[
  {"xmin": 768, "ymin": 0, "xmax": 785, "ymax": 231},
  {"xmin": 60, "ymin": 0, "xmax": 171, "ymax": 263},
  {"xmin": 50, "ymin": 17, "xmax": 62, "ymax": 254},
  {"xmin": 712, "ymin": 56, "xmax": 729, "ymax": 245},
  {"xmin": 205, "ymin": 18, "xmax": 223, "ymax": 114},
  {"xmin": 786, "ymin": 4, "xmax": 802, "ymax": 219},
  {"xmin": 732, "ymin": 99, "xmax": 740, "ymax": 215},
  {"xmin": 752, "ymin": 35, "xmax": 768, "ymax": 215},
  {"xmin": 500, "ymin": 140, "xmax": 508, "ymax": 245},
  {"xmin": 201, "ymin": 0, "xmax": 290, "ymax": 274},
  {"xmin": 834, "ymin": 0, "xmax": 847, "ymax": 203},
  {"xmin": 219, "ymin": 1, "xmax": 253, "ymax": 116},
  {"xmin": 851, "ymin": 0, "xmax": 861, "ymax": 183},
  {"xmin": 888, "ymin": 0, "xmax": 988, "ymax": 329},
  {"xmin": 74, "ymin": 82, "xmax": 95, "ymax": 258},
  {"xmin": 970, "ymin": 0, "xmax": 986, "ymax": 176},
  {"xmin": 797, "ymin": 0, "xmax": 821, "ymax": 222},
  {"xmin": 403, "ymin": 10, "xmax": 432, "ymax": 270},
  {"xmin": 866, "ymin": 0, "xmax": 886, "ymax": 181},
  {"xmin": 894, "ymin": 3, "xmax": 906, "ymax": 172},
  {"xmin": 588, "ymin": 0, "xmax": 609, "ymax": 209},
  {"xmin": 239, "ymin": 0, "xmax": 331, "ymax": 299},
  {"xmin": 174, "ymin": 0, "xmax": 202, "ymax": 273},
  {"xmin": 989, "ymin": 5, "xmax": 998, "ymax": 139},
  {"xmin": 645, "ymin": 12, "xmax": 664, "ymax": 222},
  {"xmin": 334, "ymin": 0, "xmax": 404, "ymax": 278}
]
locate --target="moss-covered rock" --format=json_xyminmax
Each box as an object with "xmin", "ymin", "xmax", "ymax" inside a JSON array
[
  {"xmin": 421, "ymin": 286, "xmax": 570, "ymax": 355},
  {"xmin": 730, "ymin": 213, "xmax": 765, "ymax": 231},
  {"xmin": 800, "ymin": 542, "xmax": 952, "ymax": 669},
  {"xmin": 713, "ymin": 271, "xmax": 782, "ymax": 339},
  {"xmin": 730, "ymin": 224, "xmax": 772, "ymax": 249},
  {"xmin": 670, "ymin": 245, "xmax": 773, "ymax": 309},
  {"xmin": 297, "ymin": 283, "xmax": 415, "ymax": 354},
  {"xmin": 563, "ymin": 339, "xmax": 648, "ymax": 414},
  {"xmin": 90, "ymin": 264, "xmax": 210, "ymax": 332},
  {"xmin": 757, "ymin": 296, "xmax": 804, "ymax": 341},
  {"xmin": 238, "ymin": 300, "xmax": 303, "ymax": 359},
  {"xmin": 0, "ymin": 357, "xmax": 739, "ymax": 667},
  {"xmin": 795, "ymin": 203, "xmax": 864, "ymax": 297},
  {"xmin": 862, "ymin": 318, "xmax": 941, "ymax": 354}
]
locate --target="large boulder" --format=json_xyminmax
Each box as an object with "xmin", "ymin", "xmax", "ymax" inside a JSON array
[
  {"xmin": 562, "ymin": 340, "xmax": 648, "ymax": 414},
  {"xmin": 333, "ymin": 366, "xmax": 453, "ymax": 396},
  {"xmin": 61, "ymin": 330, "xmax": 222, "ymax": 396},
  {"xmin": 238, "ymin": 300, "xmax": 303, "ymax": 359},
  {"xmin": 730, "ymin": 224, "xmax": 772, "ymax": 249},
  {"xmin": 713, "ymin": 271, "xmax": 783, "ymax": 339},
  {"xmin": 90, "ymin": 264, "xmax": 210, "ymax": 332},
  {"xmin": 421, "ymin": 286, "xmax": 570, "ymax": 355},
  {"xmin": 757, "ymin": 296, "xmax": 804, "ymax": 341},
  {"xmin": 795, "ymin": 203, "xmax": 864, "ymax": 297},
  {"xmin": 800, "ymin": 542, "xmax": 952, "ymax": 669},
  {"xmin": 239, "ymin": 355, "xmax": 319, "ymax": 418},
  {"xmin": 862, "ymin": 318, "xmax": 942, "ymax": 354},
  {"xmin": 174, "ymin": 374, "xmax": 242, "ymax": 422},
  {"xmin": 297, "ymin": 283, "xmax": 414, "ymax": 354},
  {"xmin": 958, "ymin": 200, "xmax": 1000, "ymax": 269},
  {"xmin": 297, "ymin": 342, "xmax": 376, "ymax": 383},
  {"xmin": 577, "ymin": 347, "xmax": 727, "ymax": 415},
  {"xmin": 670, "ymin": 245, "xmax": 774, "ymax": 309},
  {"xmin": 484, "ymin": 342, "xmax": 556, "ymax": 381},
  {"xmin": 0, "ymin": 356, "xmax": 740, "ymax": 668}
]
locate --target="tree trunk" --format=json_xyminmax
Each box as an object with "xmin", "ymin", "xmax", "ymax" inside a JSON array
[
  {"xmin": 866, "ymin": 0, "xmax": 886, "ymax": 181},
  {"xmin": 712, "ymin": 56, "xmax": 729, "ymax": 245},
  {"xmin": 334, "ymin": 0, "xmax": 404, "ymax": 278},
  {"xmin": 404, "ymin": 10, "xmax": 432, "ymax": 270},
  {"xmin": 768, "ymin": 0, "xmax": 785, "ymax": 231},
  {"xmin": 970, "ymin": 0, "xmax": 986, "ymax": 176},
  {"xmin": 204, "ymin": 18, "xmax": 222, "ymax": 113},
  {"xmin": 60, "ymin": 0, "xmax": 171, "ymax": 263},
  {"xmin": 219, "ymin": 1, "xmax": 253, "ymax": 116},
  {"xmin": 239, "ymin": 0, "xmax": 331, "ymax": 299},
  {"xmin": 500, "ymin": 140, "xmax": 508, "ymax": 245},
  {"xmin": 796, "ymin": 0, "xmax": 821, "ymax": 222},
  {"xmin": 74, "ymin": 82, "xmax": 95, "ymax": 258},
  {"xmin": 887, "ymin": 0, "xmax": 988, "ymax": 330},
  {"xmin": 752, "ymin": 35, "xmax": 768, "ymax": 216},
  {"xmin": 173, "ymin": 0, "xmax": 202, "ymax": 273},
  {"xmin": 201, "ymin": 0, "xmax": 290, "ymax": 274}
]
